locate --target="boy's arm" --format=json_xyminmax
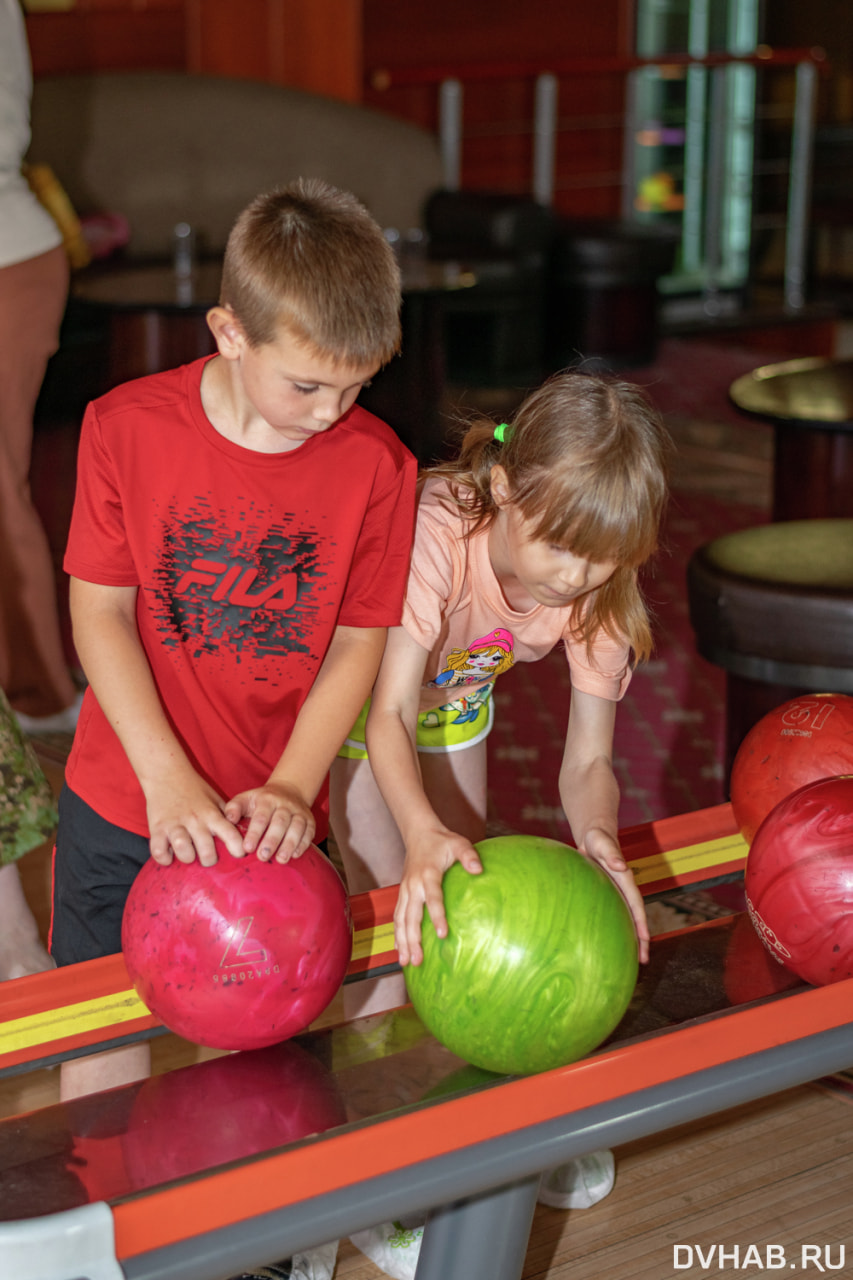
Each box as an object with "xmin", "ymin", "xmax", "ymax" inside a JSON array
[
  {"xmin": 69, "ymin": 578, "xmax": 245, "ymax": 866},
  {"xmin": 558, "ymin": 687, "xmax": 649, "ymax": 963},
  {"xmin": 365, "ymin": 626, "xmax": 483, "ymax": 966},
  {"xmin": 228, "ymin": 624, "xmax": 388, "ymax": 861}
]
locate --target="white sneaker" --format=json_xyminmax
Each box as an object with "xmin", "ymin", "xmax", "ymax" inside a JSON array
[
  {"xmin": 233, "ymin": 1240, "xmax": 338, "ymax": 1280},
  {"xmin": 15, "ymin": 691, "xmax": 84, "ymax": 736},
  {"xmin": 537, "ymin": 1150, "xmax": 616, "ymax": 1210},
  {"xmin": 351, "ymin": 1218, "xmax": 424, "ymax": 1280}
]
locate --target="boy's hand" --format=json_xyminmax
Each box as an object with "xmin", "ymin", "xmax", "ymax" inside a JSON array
[
  {"xmin": 577, "ymin": 827, "xmax": 650, "ymax": 965},
  {"xmin": 394, "ymin": 829, "xmax": 483, "ymax": 967},
  {"xmin": 145, "ymin": 772, "xmax": 244, "ymax": 868},
  {"xmin": 225, "ymin": 782, "xmax": 316, "ymax": 864}
]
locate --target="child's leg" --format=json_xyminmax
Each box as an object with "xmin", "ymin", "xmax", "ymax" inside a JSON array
[
  {"xmin": 329, "ymin": 739, "xmax": 488, "ymax": 1018},
  {"xmin": 0, "ymin": 860, "xmax": 54, "ymax": 980},
  {"xmin": 419, "ymin": 738, "xmax": 488, "ymax": 845},
  {"xmin": 331, "ymin": 741, "xmax": 488, "ymax": 892},
  {"xmin": 329, "ymin": 755, "xmax": 409, "ymax": 1018},
  {"xmin": 61, "ymin": 1042, "xmax": 151, "ymax": 1101},
  {"xmin": 330, "ymin": 755, "xmax": 408, "ymax": 895},
  {"xmin": 53, "ymin": 785, "xmax": 152, "ymax": 1100}
]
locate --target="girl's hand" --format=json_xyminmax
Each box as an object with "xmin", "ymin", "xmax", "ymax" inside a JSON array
[
  {"xmin": 225, "ymin": 782, "xmax": 316, "ymax": 864},
  {"xmin": 145, "ymin": 770, "xmax": 244, "ymax": 867},
  {"xmin": 395, "ymin": 829, "xmax": 483, "ymax": 967},
  {"xmin": 577, "ymin": 827, "xmax": 650, "ymax": 965}
]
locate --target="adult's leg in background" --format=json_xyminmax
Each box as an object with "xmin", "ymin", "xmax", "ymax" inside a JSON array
[{"xmin": 0, "ymin": 245, "xmax": 77, "ymax": 718}]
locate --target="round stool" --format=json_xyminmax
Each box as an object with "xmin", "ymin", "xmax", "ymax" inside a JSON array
[{"xmin": 686, "ymin": 519, "xmax": 853, "ymax": 781}]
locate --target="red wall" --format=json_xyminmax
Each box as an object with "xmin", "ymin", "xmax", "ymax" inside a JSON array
[
  {"xmin": 363, "ymin": 0, "xmax": 632, "ymax": 73},
  {"xmin": 26, "ymin": 0, "xmax": 633, "ymax": 214},
  {"xmin": 26, "ymin": 0, "xmax": 187, "ymax": 75},
  {"xmin": 362, "ymin": 0, "xmax": 634, "ymax": 215},
  {"xmin": 26, "ymin": 0, "xmax": 363, "ymax": 101},
  {"xmin": 184, "ymin": 0, "xmax": 363, "ymax": 101}
]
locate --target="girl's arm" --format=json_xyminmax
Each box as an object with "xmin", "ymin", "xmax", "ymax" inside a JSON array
[
  {"xmin": 366, "ymin": 626, "xmax": 483, "ymax": 966},
  {"xmin": 559, "ymin": 687, "xmax": 650, "ymax": 964},
  {"xmin": 228, "ymin": 624, "xmax": 387, "ymax": 861},
  {"xmin": 70, "ymin": 578, "xmax": 246, "ymax": 866}
]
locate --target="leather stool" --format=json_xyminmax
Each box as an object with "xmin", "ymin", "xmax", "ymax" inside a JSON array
[
  {"xmin": 423, "ymin": 189, "xmax": 558, "ymax": 387},
  {"xmin": 687, "ymin": 519, "xmax": 853, "ymax": 782}
]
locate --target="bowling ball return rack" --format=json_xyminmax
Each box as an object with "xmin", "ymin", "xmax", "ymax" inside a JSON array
[{"xmin": 1, "ymin": 803, "xmax": 852, "ymax": 1280}]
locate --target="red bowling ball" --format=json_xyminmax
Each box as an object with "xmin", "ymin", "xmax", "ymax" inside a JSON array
[
  {"xmin": 744, "ymin": 774, "xmax": 853, "ymax": 987},
  {"xmin": 723, "ymin": 911, "xmax": 800, "ymax": 1007},
  {"xmin": 122, "ymin": 841, "xmax": 352, "ymax": 1050},
  {"xmin": 730, "ymin": 693, "xmax": 853, "ymax": 845}
]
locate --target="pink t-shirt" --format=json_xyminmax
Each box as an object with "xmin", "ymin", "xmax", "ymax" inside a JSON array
[{"xmin": 403, "ymin": 478, "xmax": 632, "ymax": 700}]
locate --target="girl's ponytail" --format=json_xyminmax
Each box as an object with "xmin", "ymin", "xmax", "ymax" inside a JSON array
[{"xmin": 421, "ymin": 415, "xmax": 512, "ymax": 528}]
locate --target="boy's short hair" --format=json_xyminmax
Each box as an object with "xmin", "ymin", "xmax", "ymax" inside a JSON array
[{"xmin": 220, "ymin": 178, "xmax": 402, "ymax": 368}]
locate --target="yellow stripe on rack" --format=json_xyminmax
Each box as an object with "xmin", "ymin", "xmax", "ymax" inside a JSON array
[
  {"xmin": 0, "ymin": 989, "xmax": 151, "ymax": 1056},
  {"xmin": 348, "ymin": 838, "xmax": 749, "ymax": 965},
  {"xmin": 0, "ymin": 834, "xmax": 748, "ymax": 1062},
  {"xmin": 2, "ymin": 928, "xmax": 397, "ymax": 1059},
  {"xmin": 631, "ymin": 831, "xmax": 748, "ymax": 888},
  {"xmin": 351, "ymin": 920, "xmax": 396, "ymax": 963}
]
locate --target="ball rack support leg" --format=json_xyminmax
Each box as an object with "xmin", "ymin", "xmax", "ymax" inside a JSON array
[{"xmin": 415, "ymin": 1174, "xmax": 540, "ymax": 1280}]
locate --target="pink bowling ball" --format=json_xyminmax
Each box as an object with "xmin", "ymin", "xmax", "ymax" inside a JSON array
[{"xmin": 122, "ymin": 840, "xmax": 352, "ymax": 1050}]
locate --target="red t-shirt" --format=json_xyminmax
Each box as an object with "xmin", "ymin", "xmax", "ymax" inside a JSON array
[{"xmin": 64, "ymin": 357, "xmax": 416, "ymax": 838}]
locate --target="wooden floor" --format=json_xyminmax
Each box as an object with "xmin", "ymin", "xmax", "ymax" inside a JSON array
[{"xmin": 334, "ymin": 1086, "xmax": 853, "ymax": 1280}]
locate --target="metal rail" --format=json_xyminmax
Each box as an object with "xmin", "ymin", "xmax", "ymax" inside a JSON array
[{"xmin": 372, "ymin": 47, "xmax": 828, "ymax": 314}]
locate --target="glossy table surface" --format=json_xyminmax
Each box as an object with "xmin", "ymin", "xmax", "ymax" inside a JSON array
[
  {"xmin": 72, "ymin": 258, "xmax": 475, "ymax": 312},
  {"xmin": 729, "ymin": 356, "xmax": 853, "ymax": 519},
  {"xmin": 730, "ymin": 356, "xmax": 853, "ymax": 429},
  {"xmin": 70, "ymin": 257, "xmax": 475, "ymax": 467}
]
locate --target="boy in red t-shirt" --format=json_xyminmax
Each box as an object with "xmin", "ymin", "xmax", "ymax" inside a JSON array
[{"xmin": 53, "ymin": 180, "xmax": 416, "ymax": 1107}]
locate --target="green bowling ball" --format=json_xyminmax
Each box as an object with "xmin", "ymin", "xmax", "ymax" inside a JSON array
[{"xmin": 405, "ymin": 835, "xmax": 638, "ymax": 1075}]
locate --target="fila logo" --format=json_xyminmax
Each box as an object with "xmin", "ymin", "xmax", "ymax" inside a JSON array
[
  {"xmin": 175, "ymin": 558, "xmax": 297, "ymax": 611},
  {"xmin": 219, "ymin": 917, "xmax": 270, "ymax": 968}
]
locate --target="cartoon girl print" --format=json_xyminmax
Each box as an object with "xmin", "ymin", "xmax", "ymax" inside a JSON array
[{"xmin": 423, "ymin": 628, "xmax": 515, "ymax": 726}]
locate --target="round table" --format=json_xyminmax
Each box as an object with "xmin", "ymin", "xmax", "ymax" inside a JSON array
[
  {"xmin": 73, "ymin": 258, "xmax": 475, "ymax": 464},
  {"xmin": 729, "ymin": 355, "xmax": 853, "ymax": 521}
]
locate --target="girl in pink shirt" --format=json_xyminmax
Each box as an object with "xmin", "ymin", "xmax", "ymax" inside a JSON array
[
  {"xmin": 333, "ymin": 370, "xmax": 669, "ymax": 984},
  {"xmin": 330, "ymin": 370, "xmax": 670, "ymax": 1239}
]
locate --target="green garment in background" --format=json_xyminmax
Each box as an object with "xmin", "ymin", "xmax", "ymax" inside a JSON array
[{"xmin": 0, "ymin": 686, "xmax": 57, "ymax": 864}]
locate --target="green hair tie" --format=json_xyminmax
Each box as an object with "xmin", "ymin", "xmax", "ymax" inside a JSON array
[{"xmin": 494, "ymin": 422, "xmax": 513, "ymax": 444}]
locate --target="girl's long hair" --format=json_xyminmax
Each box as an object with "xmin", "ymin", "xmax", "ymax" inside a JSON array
[{"xmin": 424, "ymin": 370, "xmax": 672, "ymax": 662}]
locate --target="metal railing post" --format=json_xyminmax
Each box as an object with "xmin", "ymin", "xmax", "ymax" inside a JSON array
[
  {"xmin": 532, "ymin": 73, "xmax": 558, "ymax": 205},
  {"xmin": 784, "ymin": 59, "xmax": 818, "ymax": 311},
  {"xmin": 439, "ymin": 78, "xmax": 463, "ymax": 191},
  {"xmin": 702, "ymin": 64, "xmax": 728, "ymax": 314},
  {"xmin": 621, "ymin": 69, "xmax": 641, "ymax": 220}
]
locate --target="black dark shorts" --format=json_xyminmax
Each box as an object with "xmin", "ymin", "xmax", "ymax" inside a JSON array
[{"xmin": 50, "ymin": 784, "xmax": 150, "ymax": 967}]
